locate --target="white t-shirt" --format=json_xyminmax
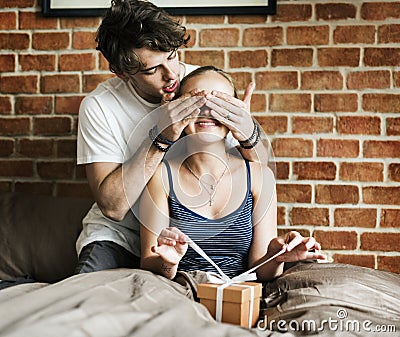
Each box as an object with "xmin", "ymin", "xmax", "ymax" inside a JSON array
[{"xmin": 76, "ymin": 63, "xmax": 198, "ymax": 257}]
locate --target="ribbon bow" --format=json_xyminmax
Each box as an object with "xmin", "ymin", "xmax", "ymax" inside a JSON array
[{"xmin": 188, "ymin": 238, "xmax": 287, "ymax": 327}]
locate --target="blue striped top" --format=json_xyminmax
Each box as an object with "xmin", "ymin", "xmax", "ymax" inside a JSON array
[{"xmin": 164, "ymin": 160, "xmax": 253, "ymax": 278}]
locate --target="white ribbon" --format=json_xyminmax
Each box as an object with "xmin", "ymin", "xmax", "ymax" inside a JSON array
[{"xmin": 188, "ymin": 238, "xmax": 288, "ymax": 328}]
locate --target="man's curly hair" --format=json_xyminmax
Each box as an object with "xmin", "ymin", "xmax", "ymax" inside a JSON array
[{"xmin": 96, "ymin": 0, "xmax": 189, "ymax": 75}]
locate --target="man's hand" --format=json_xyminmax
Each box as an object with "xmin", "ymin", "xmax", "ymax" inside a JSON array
[{"xmin": 156, "ymin": 92, "xmax": 206, "ymax": 142}]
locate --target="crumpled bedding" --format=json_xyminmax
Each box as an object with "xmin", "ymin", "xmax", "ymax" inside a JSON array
[{"xmin": 0, "ymin": 264, "xmax": 398, "ymax": 337}]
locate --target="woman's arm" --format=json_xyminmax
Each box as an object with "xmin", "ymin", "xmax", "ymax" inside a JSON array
[
  {"xmin": 139, "ymin": 164, "xmax": 187, "ymax": 279},
  {"xmin": 247, "ymin": 162, "xmax": 283, "ymax": 282}
]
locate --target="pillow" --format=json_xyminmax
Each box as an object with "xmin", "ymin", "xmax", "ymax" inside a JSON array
[{"xmin": 0, "ymin": 192, "xmax": 93, "ymax": 283}]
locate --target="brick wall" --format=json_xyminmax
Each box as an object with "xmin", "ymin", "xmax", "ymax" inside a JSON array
[{"xmin": 0, "ymin": 0, "xmax": 399, "ymax": 273}]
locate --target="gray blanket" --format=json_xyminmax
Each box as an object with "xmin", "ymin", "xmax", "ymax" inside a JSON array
[{"xmin": 0, "ymin": 264, "xmax": 399, "ymax": 337}]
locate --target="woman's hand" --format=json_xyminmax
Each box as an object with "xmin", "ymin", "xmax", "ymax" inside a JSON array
[
  {"xmin": 152, "ymin": 227, "xmax": 188, "ymax": 266},
  {"xmin": 269, "ymin": 231, "xmax": 327, "ymax": 263},
  {"xmin": 204, "ymin": 82, "xmax": 256, "ymax": 142}
]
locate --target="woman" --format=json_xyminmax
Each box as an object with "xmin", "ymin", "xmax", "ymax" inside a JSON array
[{"xmin": 139, "ymin": 66, "xmax": 325, "ymax": 281}]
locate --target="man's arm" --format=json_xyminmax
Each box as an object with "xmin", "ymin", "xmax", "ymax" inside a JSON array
[{"xmin": 85, "ymin": 94, "xmax": 206, "ymax": 221}]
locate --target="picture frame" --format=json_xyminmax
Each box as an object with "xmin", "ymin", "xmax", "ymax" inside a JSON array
[{"xmin": 42, "ymin": 0, "xmax": 277, "ymax": 17}]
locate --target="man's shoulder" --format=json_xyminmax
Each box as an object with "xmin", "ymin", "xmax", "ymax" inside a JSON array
[{"xmin": 181, "ymin": 62, "xmax": 199, "ymax": 77}]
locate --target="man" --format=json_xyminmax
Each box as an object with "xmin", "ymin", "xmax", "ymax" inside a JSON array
[{"xmin": 75, "ymin": 0, "xmax": 265, "ymax": 273}]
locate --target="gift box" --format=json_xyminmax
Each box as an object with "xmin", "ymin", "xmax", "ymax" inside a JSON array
[{"xmin": 197, "ymin": 282, "xmax": 262, "ymax": 328}]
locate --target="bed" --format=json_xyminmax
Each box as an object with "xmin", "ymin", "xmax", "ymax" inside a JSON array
[{"xmin": 0, "ymin": 192, "xmax": 399, "ymax": 337}]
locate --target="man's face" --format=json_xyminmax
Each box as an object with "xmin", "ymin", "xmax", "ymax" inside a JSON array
[{"xmin": 126, "ymin": 47, "xmax": 181, "ymax": 104}]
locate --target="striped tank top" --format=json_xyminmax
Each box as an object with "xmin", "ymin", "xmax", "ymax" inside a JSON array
[{"xmin": 164, "ymin": 160, "xmax": 253, "ymax": 278}]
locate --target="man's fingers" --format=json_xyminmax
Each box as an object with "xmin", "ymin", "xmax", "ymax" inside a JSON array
[{"xmin": 242, "ymin": 82, "xmax": 255, "ymax": 105}]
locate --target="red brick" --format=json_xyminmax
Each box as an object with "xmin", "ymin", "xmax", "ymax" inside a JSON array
[
  {"xmin": 184, "ymin": 50, "xmax": 224, "ymax": 69},
  {"xmin": 334, "ymin": 208, "xmax": 377, "ymax": 228},
  {"xmin": 271, "ymin": 48, "xmax": 313, "ymax": 67},
  {"xmin": 363, "ymin": 94, "xmax": 400, "ymax": 113},
  {"xmin": 76, "ymin": 165, "xmax": 87, "ymax": 179},
  {"xmin": 229, "ymin": 50, "xmax": 268, "ymax": 68},
  {"xmin": 301, "ymin": 71, "xmax": 343, "ymax": 90},
  {"xmin": 60, "ymin": 17, "xmax": 100, "ymax": 28},
  {"xmin": 72, "ymin": 31, "xmax": 97, "ymax": 50},
  {"xmin": 0, "ymin": 160, "xmax": 33, "ymax": 177},
  {"xmin": 59, "ymin": 53, "xmax": 96, "ymax": 71},
  {"xmin": 33, "ymin": 117, "xmax": 72, "ymax": 136},
  {"xmin": 278, "ymin": 228, "xmax": 311, "ymax": 238},
  {"xmin": 387, "ymin": 118, "xmax": 400, "ymax": 136},
  {"xmin": 256, "ymin": 116, "xmax": 287, "ymax": 135},
  {"xmin": 14, "ymin": 182, "xmax": 53, "ymax": 196},
  {"xmin": 333, "ymin": 254, "xmax": 375, "ymax": 269},
  {"xmin": 0, "ymin": 54, "xmax": 15, "ymax": 72},
  {"xmin": 378, "ymin": 256, "xmax": 400, "ymax": 274},
  {"xmin": 316, "ymin": 185, "xmax": 359, "ymax": 204},
  {"xmin": 395, "ymin": 71, "xmax": 400, "ymax": 87},
  {"xmin": 272, "ymin": 4, "xmax": 312, "ymax": 22},
  {"xmin": 98, "ymin": 53, "xmax": 109, "ymax": 70},
  {"xmin": 37, "ymin": 161, "xmax": 74, "ymax": 179},
  {"xmin": 277, "ymin": 184, "xmax": 312, "ymax": 203},
  {"xmin": 347, "ymin": 71, "xmax": 390, "ymax": 89},
  {"xmin": 361, "ymin": 2, "xmax": 400, "ymax": 20},
  {"xmin": 184, "ymin": 29, "xmax": 196, "ymax": 48},
  {"xmin": 318, "ymin": 48, "xmax": 360, "ymax": 67},
  {"xmin": 277, "ymin": 206, "xmax": 286, "ymax": 225},
  {"xmin": 228, "ymin": 15, "xmax": 266, "ymax": 24},
  {"xmin": 364, "ymin": 48, "xmax": 400, "ymax": 67},
  {"xmin": 0, "ymin": 12, "xmax": 17, "ymax": 30},
  {"xmin": 316, "ymin": 3, "xmax": 356, "ymax": 20},
  {"xmin": 32, "ymin": 32, "xmax": 70, "ymax": 50},
  {"xmin": 389, "ymin": 163, "xmax": 400, "ymax": 182},
  {"xmin": 363, "ymin": 186, "xmax": 400, "ymax": 205},
  {"xmin": 19, "ymin": 11, "xmax": 57, "ymax": 29},
  {"xmin": 0, "ymin": 139, "xmax": 14, "ymax": 157},
  {"xmin": 18, "ymin": 138, "xmax": 54, "ymax": 158},
  {"xmin": 229, "ymin": 72, "xmax": 252, "ymax": 91},
  {"xmin": 0, "ymin": 97, "xmax": 12, "ymax": 114},
  {"xmin": 0, "ymin": 182, "xmax": 11, "ymax": 193},
  {"xmin": 15, "ymin": 96, "xmax": 53, "ymax": 115},
  {"xmin": 380, "ymin": 209, "xmax": 400, "ymax": 228},
  {"xmin": 292, "ymin": 116, "xmax": 333, "ymax": 134},
  {"xmin": 290, "ymin": 207, "xmax": 329, "ymax": 226},
  {"xmin": 287, "ymin": 26, "xmax": 329, "ymax": 45},
  {"xmin": 57, "ymin": 139, "xmax": 77, "ymax": 158},
  {"xmin": 56, "ymin": 182, "xmax": 92, "ymax": 198},
  {"xmin": 314, "ymin": 230, "xmax": 358, "ymax": 250},
  {"xmin": 378, "ymin": 24, "xmax": 400, "ymax": 43},
  {"xmin": 317, "ymin": 139, "xmax": 359, "ymax": 158},
  {"xmin": 0, "ymin": 117, "xmax": 30, "ymax": 135},
  {"xmin": 255, "ymin": 71, "xmax": 297, "ymax": 90},
  {"xmin": 19, "ymin": 54, "xmax": 56, "ymax": 71},
  {"xmin": 334, "ymin": 25, "xmax": 375, "ymax": 44},
  {"xmin": 361, "ymin": 232, "xmax": 400, "ymax": 251},
  {"xmin": 270, "ymin": 94, "xmax": 311, "ymax": 112},
  {"xmin": 41, "ymin": 75, "xmax": 80, "ymax": 93},
  {"xmin": 0, "ymin": 33, "xmax": 29, "ymax": 50},
  {"xmin": 186, "ymin": 16, "xmax": 224, "ymax": 24},
  {"xmin": 340, "ymin": 162, "xmax": 383, "ymax": 182},
  {"xmin": 250, "ymin": 94, "xmax": 266, "ymax": 113},
  {"xmin": 275, "ymin": 162, "xmax": 289, "ymax": 180},
  {"xmin": 243, "ymin": 27, "xmax": 283, "ymax": 47},
  {"xmin": 315, "ymin": 94, "xmax": 358, "ymax": 112},
  {"xmin": 0, "ymin": 0, "xmax": 35, "ymax": 8},
  {"xmin": 200, "ymin": 28, "xmax": 239, "ymax": 47},
  {"xmin": 272, "ymin": 138, "xmax": 313, "ymax": 158},
  {"xmin": 293, "ymin": 162, "xmax": 336, "ymax": 181},
  {"xmin": 363, "ymin": 140, "xmax": 400, "ymax": 158},
  {"xmin": 83, "ymin": 74, "xmax": 114, "ymax": 93},
  {"xmin": 337, "ymin": 116, "xmax": 381, "ymax": 135},
  {"xmin": 55, "ymin": 96, "xmax": 84, "ymax": 115},
  {"xmin": 0, "ymin": 75, "xmax": 38, "ymax": 93}
]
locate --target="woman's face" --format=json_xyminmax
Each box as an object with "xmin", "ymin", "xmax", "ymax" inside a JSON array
[{"xmin": 180, "ymin": 71, "xmax": 235, "ymax": 142}]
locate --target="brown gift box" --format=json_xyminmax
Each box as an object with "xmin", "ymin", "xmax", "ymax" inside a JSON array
[{"xmin": 197, "ymin": 282, "xmax": 262, "ymax": 328}]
